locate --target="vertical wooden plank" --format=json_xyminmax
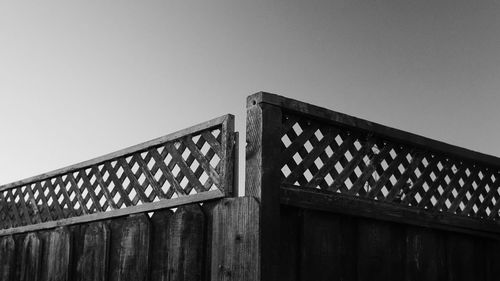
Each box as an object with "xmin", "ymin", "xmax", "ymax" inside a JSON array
[
  {"xmin": 210, "ymin": 197, "xmax": 259, "ymax": 281},
  {"xmin": 357, "ymin": 219, "xmax": 405, "ymax": 281},
  {"xmin": 220, "ymin": 114, "xmax": 236, "ymax": 196},
  {"xmin": 41, "ymin": 227, "xmax": 72, "ymax": 281},
  {"xmin": 167, "ymin": 204, "xmax": 205, "ymax": 281},
  {"xmin": 108, "ymin": 214, "xmax": 150, "ymax": 281},
  {"xmin": 18, "ymin": 233, "xmax": 41, "ymax": 281},
  {"xmin": 0, "ymin": 235, "xmax": 15, "ymax": 281},
  {"xmin": 483, "ymin": 238, "xmax": 500, "ymax": 281},
  {"xmin": 70, "ymin": 223, "xmax": 87, "ymax": 280},
  {"xmin": 202, "ymin": 201, "xmax": 218, "ymax": 281},
  {"xmin": 246, "ymin": 92, "xmax": 282, "ymax": 281},
  {"xmin": 76, "ymin": 222, "xmax": 110, "ymax": 281},
  {"xmin": 446, "ymin": 233, "xmax": 476, "ymax": 281},
  {"xmin": 106, "ymin": 217, "xmax": 125, "ymax": 281},
  {"xmin": 279, "ymin": 206, "xmax": 300, "ymax": 281},
  {"xmin": 300, "ymin": 210, "xmax": 357, "ymax": 281},
  {"xmin": 405, "ymin": 226, "xmax": 446, "ymax": 281},
  {"xmin": 149, "ymin": 209, "xmax": 173, "ymax": 281}
]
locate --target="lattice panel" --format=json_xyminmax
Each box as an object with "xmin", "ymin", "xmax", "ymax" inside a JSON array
[
  {"xmin": 0, "ymin": 120, "xmax": 233, "ymax": 230},
  {"xmin": 280, "ymin": 113, "xmax": 500, "ymax": 220}
]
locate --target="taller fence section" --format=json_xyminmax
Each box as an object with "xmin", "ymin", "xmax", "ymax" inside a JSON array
[
  {"xmin": 0, "ymin": 114, "xmax": 262, "ymax": 281},
  {"xmin": 246, "ymin": 92, "xmax": 500, "ymax": 281}
]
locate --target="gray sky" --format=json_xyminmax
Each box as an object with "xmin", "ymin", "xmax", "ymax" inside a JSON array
[{"xmin": 1, "ymin": 0, "xmax": 499, "ymax": 187}]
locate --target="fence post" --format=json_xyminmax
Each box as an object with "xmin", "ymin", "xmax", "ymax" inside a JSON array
[{"xmin": 246, "ymin": 92, "xmax": 282, "ymax": 281}]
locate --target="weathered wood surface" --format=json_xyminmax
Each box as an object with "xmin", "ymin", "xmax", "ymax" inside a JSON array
[
  {"xmin": 18, "ymin": 233, "xmax": 41, "ymax": 281},
  {"xmin": 76, "ymin": 222, "xmax": 109, "ymax": 281},
  {"xmin": 211, "ymin": 197, "xmax": 259, "ymax": 281},
  {"xmin": 149, "ymin": 209, "xmax": 173, "ymax": 281},
  {"xmin": 405, "ymin": 227, "xmax": 446, "ymax": 281},
  {"xmin": 0, "ymin": 189, "xmax": 224, "ymax": 237},
  {"xmin": 41, "ymin": 227, "xmax": 71, "ymax": 281},
  {"xmin": 167, "ymin": 204, "xmax": 205, "ymax": 281},
  {"xmin": 108, "ymin": 214, "xmax": 150, "ymax": 281},
  {"xmin": 0, "ymin": 114, "xmax": 235, "ymax": 238},
  {"xmin": 246, "ymin": 97, "xmax": 282, "ymax": 281},
  {"xmin": 0, "ymin": 235, "xmax": 15, "ymax": 281}
]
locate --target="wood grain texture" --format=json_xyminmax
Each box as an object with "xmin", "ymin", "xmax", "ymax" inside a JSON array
[
  {"xmin": 300, "ymin": 210, "xmax": 357, "ymax": 281},
  {"xmin": 0, "ymin": 235, "xmax": 15, "ymax": 281},
  {"xmin": 211, "ymin": 197, "xmax": 259, "ymax": 281},
  {"xmin": 18, "ymin": 233, "xmax": 41, "ymax": 281},
  {"xmin": 41, "ymin": 227, "xmax": 71, "ymax": 281},
  {"xmin": 76, "ymin": 222, "xmax": 110, "ymax": 281},
  {"xmin": 167, "ymin": 204, "xmax": 205, "ymax": 281},
  {"xmin": 108, "ymin": 214, "xmax": 150, "ymax": 281},
  {"xmin": 149, "ymin": 209, "xmax": 173, "ymax": 281},
  {"xmin": 245, "ymin": 96, "xmax": 283, "ymax": 281},
  {"xmin": 357, "ymin": 219, "xmax": 405, "ymax": 281},
  {"xmin": 405, "ymin": 226, "xmax": 446, "ymax": 281}
]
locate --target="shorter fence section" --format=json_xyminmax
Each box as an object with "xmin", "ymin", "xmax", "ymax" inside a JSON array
[
  {"xmin": 0, "ymin": 197, "xmax": 259, "ymax": 281},
  {"xmin": 0, "ymin": 115, "xmax": 236, "ymax": 236}
]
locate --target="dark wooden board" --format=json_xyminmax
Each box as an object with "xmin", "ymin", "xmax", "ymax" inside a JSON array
[
  {"xmin": 167, "ymin": 204, "xmax": 205, "ymax": 281},
  {"xmin": 279, "ymin": 206, "xmax": 300, "ymax": 281},
  {"xmin": 446, "ymin": 233, "xmax": 477, "ymax": 281},
  {"xmin": 76, "ymin": 222, "xmax": 109, "ymax": 281},
  {"xmin": 0, "ymin": 235, "xmax": 15, "ymax": 281},
  {"xmin": 149, "ymin": 209, "xmax": 173, "ymax": 281},
  {"xmin": 405, "ymin": 226, "xmax": 446, "ymax": 281},
  {"xmin": 300, "ymin": 210, "xmax": 357, "ymax": 281},
  {"xmin": 41, "ymin": 227, "xmax": 71, "ymax": 281},
  {"xmin": 108, "ymin": 214, "xmax": 150, "ymax": 281},
  {"xmin": 357, "ymin": 219, "xmax": 405, "ymax": 281},
  {"xmin": 18, "ymin": 233, "xmax": 41, "ymax": 281}
]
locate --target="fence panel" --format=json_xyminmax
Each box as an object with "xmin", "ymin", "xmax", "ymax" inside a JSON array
[
  {"xmin": 0, "ymin": 115, "xmax": 235, "ymax": 236},
  {"xmin": 246, "ymin": 92, "xmax": 500, "ymax": 280}
]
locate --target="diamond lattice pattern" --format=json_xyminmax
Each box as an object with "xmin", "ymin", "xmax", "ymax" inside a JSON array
[
  {"xmin": 0, "ymin": 128, "xmax": 223, "ymax": 229},
  {"xmin": 280, "ymin": 114, "xmax": 500, "ymax": 220}
]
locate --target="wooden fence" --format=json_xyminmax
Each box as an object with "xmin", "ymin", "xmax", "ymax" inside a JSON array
[
  {"xmin": 3, "ymin": 94, "xmax": 500, "ymax": 280},
  {"xmin": 246, "ymin": 92, "xmax": 500, "ymax": 281},
  {"xmin": 0, "ymin": 114, "xmax": 260, "ymax": 281}
]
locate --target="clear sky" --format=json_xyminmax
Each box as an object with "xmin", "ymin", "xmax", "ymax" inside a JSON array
[{"xmin": 1, "ymin": 1, "xmax": 499, "ymax": 190}]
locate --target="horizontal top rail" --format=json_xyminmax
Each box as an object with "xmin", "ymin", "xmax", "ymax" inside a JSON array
[
  {"xmin": 0, "ymin": 114, "xmax": 236, "ymax": 235},
  {"xmin": 249, "ymin": 92, "xmax": 500, "ymax": 169},
  {"xmin": 248, "ymin": 92, "xmax": 500, "ymax": 229}
]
